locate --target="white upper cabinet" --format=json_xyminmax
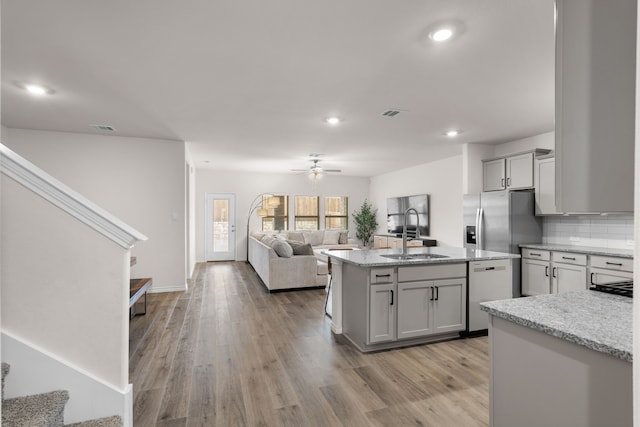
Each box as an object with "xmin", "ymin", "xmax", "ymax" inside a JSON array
[
  {"xmin": 483, "ymin": 152, "xmax": 535, "ymax": 192},
  {"xmin": 483, "ymin": 158, "xmax": 506, "ymax": 192},
  {"xmin": 505, "ymin": 152, "xmax": 534, "ymax": 190},
  {"xmin": 555, "ymin": 0, "xmax": 635, "ymax": 213},
  {"xmin": 535, "ymin": 157, "xmax": 562, "ymax": 215}
]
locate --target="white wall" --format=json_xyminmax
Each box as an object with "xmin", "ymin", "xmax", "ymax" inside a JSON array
[
  {"xmin": 492, "ymin": 131, "xmax": 554, "ymax": 157},
  {"xmin": 195, "ymin": 170, "xmax": 370, "ymax": 261},
  {"xmin": 4, "ymin": 128, "xmax": 188, "ymax": 292},
  {"xmin": 369, "ymin": 155, "xmax": 463, "ymax": 247},
  {"xmin": 2, "ymin": 176, "xmax": 129, "ymax": 389},
  {"xmin": 185, "ymin": 148, "xmax": 197, "ymax": 280}
]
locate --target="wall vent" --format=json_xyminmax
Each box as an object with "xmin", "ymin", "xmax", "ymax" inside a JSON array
[
  {"xmin": 90, "ymin": 124, "xmax": 116, "ymax": 132},
  {"xmin": 381, "ymin": 109, "xmax": 406, "ymax": 117}
]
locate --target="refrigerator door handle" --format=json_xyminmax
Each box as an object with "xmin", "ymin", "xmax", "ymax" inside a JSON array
[
  {"xmin": 477, "ymin": 207, "xmax": 484, "ymax": 250},
  {"xmin": 474, "ymin": 208, "xmax": 480, "ymax": 248}
]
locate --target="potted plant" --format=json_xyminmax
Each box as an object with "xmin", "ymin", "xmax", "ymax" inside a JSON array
[{"xmin": 353, "ymin": 199, "xmax": 378, "ymax": 248}]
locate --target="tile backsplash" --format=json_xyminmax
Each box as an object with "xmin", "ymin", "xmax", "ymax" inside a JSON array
[{"xmin": 543, "ymin": 215, "xmax": 634, "ymax": 249}]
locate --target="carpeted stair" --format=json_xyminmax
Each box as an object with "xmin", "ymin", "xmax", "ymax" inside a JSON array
[{"xmin": 1, "ymin": 363, "xmax": 122, "ymax": 427}]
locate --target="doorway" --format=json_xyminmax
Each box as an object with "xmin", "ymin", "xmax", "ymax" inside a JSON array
[{"xmin": 205, "ymin": 193, "xmax": 236, "ymax": 261}]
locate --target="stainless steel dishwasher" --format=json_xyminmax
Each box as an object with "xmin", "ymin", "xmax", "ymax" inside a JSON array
[{"xmin": 467, "ymin": 259, "xmax": 512, "ymax": 332}]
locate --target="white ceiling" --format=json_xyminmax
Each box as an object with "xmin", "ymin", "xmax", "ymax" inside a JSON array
[{"xmin": 1, "ymin": 0, "xmax": 555, "ymax": 177}]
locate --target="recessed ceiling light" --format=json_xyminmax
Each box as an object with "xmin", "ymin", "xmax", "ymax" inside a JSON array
[
  {"xmin": 24, "ymin": 84, "xmax": 49, "ymax": 96},
  {"xmin": 325, "ymin": 117, "xmax": 341, "ymax": 125},
  {"xmin": 429, "ymin": 28, "xmax": 454, "ymax": 42},
  {"xmin": 445, "ymin": 130, "xmax": 461, "ymax": 137}
]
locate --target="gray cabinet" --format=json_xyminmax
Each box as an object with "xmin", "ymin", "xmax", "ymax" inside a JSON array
[
  {"xmin": 482, "ymin": 152, "xmax": 535, "ymax": 192},
  {"xmin": 534, "ymin": 157, "xmax": 562, "ymax": 216},
  {"xmin": 589, "ymin": 255, "xmax": 633, "ymax": 286},
  {"xmin": 369, "ymin": 283, "xmax": 395, "ymax": 343},
  {"xmin": 555, "ymin": 0, "xmax": 635, "ymax": 213},
  {"xmin": 342, "ymin": 262, "xmax": 466, "ymax": 352},
  {"xmin": 483, "ymin": 158, "xmax": 507, "ymax": 192},
  {"xmin": 397, "ymin": 281, "xmax": 432, "ymax": 339},
  {"xmin": 522, "ymin": 249, "xmax": 587, "ymax": 295},
  {"xmin": 431, "ymin": 278, "xmax": 466, "ymax": 334},
  {"xmin": 521, "ymin": 249, "xmax": 551, "ymax": 296}
]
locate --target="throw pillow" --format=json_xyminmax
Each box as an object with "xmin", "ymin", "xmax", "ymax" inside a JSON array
[
  {"xmin": 272, "ymin": 240, "xmax": 293, "ymax": 258},
  {"xmin": 303, "ymin": 230, "xmax": 324, "ymax": 246},
  {"xmin": 323, "ymin": 230, "xmax": 341, "ymax": 245},
  {"xmin": 287, "ymin": 240, "xmax": 314, "ymax": 255},
  {"xmin": 251, "ymin": 231, "xmax": 266, "ymax": 240},
  {"xmin": 338, "ymin": 230, "xmax": 349, "ymax": 244},
  {"xmin": 260, "ymin": 236, "xmax": 277, "ymax": 247},
  {"xmin": 287, "ymin": 231, "xmax": 305, "ymax": 242}
]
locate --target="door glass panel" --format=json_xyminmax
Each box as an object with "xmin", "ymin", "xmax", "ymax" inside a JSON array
[{"xmin": 213, "ymin": 199, "xmax": 229, "ymax": 252}]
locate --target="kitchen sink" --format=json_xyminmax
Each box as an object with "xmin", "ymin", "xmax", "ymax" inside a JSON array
[{"xmin": 380, "ymin": 253, "xmax": 449, "ymax": 260}]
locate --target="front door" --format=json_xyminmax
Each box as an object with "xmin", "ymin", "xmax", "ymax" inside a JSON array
[{"xmin": 205, "ymin": 193, "xmax": 236, "ymax": 261}]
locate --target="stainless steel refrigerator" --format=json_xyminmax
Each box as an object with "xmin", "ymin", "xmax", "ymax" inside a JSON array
[{"xmin": 463, "ymin": 191, "xmax": 542, "ymax": 297}]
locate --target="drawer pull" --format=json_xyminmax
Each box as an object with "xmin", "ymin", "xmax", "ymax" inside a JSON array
[
  {"xmin": 529, "ymin": 252, "xmax": 541, "ymax": 256},
  {"xmin": 605, "ymin": 262, "xmax": 623, "ymax": 267},
  {"xmin": 562, "ymin": 256, "xmax": 576, "ymax": 261},
  {"xmin": 485, "ymin": 267, "xmax": 495, "ymax": 271},
  {"xmin": 376, "ymin": 274, "xmax": 391, "ymax": 278}
]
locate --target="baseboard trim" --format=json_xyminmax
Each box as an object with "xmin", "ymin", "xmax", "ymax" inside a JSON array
[
  {"xmin": 147, "ymin": 283, "xmax": 187, "ymax": 294},
  {"xmin": 1, "ymin": 331, "xmax": 132, "ymax": 425}
]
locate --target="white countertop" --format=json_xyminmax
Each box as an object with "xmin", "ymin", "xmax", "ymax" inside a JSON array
[{"xmin": 324, "ymin": 246, "xmax": 519, "ymax": 267}]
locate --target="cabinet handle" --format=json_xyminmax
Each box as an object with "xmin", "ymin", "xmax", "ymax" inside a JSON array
[
  {"xmin": 545, "ymin": 266, "xmax": 549, "ymax": 277},
  {"xmin": 507, "ymin": 177, "xmax": 511, "ymax": 187},
  {"xmin": 562, "ymin": 256, "xmax": 576, "ymax": 261},
  {"xmin": 529, "ymin": 252, "xmax": 542, "ymax": 257},
  {"xmin": 501, "ymin": 178, "xmax": 505, "ymax": 188},
  {"xmin": 435, "ymin": 286, "xmax": 439, "ymax": 301},
  {"xmin": 430, "ymin": 287, "xmax": 435, "ymax": 301},
  {"xmin": 605, "ymin": 262, "xmax": 623, "ymax": 266},
  {"xmin": 590, "ymin": 272, "xmax": 595, "ymax": 285},
  {"xmin": 552, "ymin": 267, "xmax": 557, "ymax": 278},
  {"xmin": 390, "ymin": 290, "xmax": 394, "ymax": 306}
]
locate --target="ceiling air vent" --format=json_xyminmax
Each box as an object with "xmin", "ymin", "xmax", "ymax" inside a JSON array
[
  {"xmin": 90, "ymin": 124, "xmax": 116, "ymax": 132},
  {"xmin": 381, "ymin": 109, "xmax": 406, "ymax": 117}
]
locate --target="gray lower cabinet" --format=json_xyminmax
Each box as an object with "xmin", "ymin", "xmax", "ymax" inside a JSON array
[
  {"xmin": 397, "ymin": 281, "xmax": 432, "ymax": 340},
  {"xmin": 397, "ymin": 278, "xmax": 466, "ymax": 340},
  {"xmin": 369, "ymin": 283, "xmax": 395, "ymax": 343},
  {"xmin": 342, "ymin": 262, "xmax": 466, "ymax": 352}
]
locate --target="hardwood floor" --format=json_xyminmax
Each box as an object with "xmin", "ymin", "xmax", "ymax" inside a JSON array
[{"xmin": 129, "ymin": 261, "xmax": 490, "ymax": 426}]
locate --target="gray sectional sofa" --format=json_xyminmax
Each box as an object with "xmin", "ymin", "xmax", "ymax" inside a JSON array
[{"xmin": 248, "ymin": 230, "xmax": 358, "ymax": 291}]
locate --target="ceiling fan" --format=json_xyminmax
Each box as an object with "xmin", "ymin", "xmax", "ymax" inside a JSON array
[{"xmin": 291, "ymin": 159, "xmax": 342, "ymax": 179}]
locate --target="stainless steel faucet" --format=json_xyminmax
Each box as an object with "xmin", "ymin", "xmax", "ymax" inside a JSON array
[{"xmin": 402, "ymin": 207, "xmax": 420, "ymax": 257}]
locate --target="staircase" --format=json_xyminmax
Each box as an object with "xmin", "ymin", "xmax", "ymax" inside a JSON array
[{"xmin": 1, "ymin": 363, "xmax": 122, "ymax": 427}]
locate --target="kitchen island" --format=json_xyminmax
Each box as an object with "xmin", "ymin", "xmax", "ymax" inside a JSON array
[
  {"xmin": 481, "ymin": 292, "xmax": 632, "ymax": 427},
  {"xmin": 326, "ymin": 246, "xmax": 519, "ymax": 352}
]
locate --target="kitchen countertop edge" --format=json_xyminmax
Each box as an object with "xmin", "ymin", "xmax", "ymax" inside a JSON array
[
  {"xmin": 481, "ymin": 293, "xmax": 632, "ymax": 362},
  {"xmin": 325, "ymin": 247, "xmax": 520, "ymax": 267},
  {"xmin": 519, "ymin": 243, "xmax": 633, "ymax": 258}
]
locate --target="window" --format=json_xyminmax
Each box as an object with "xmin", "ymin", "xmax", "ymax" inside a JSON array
[
  {"xmin": 325, "ymin": 196, "xmax": 348, "ymax": 230},
  {"xmin": 262, "ymin": 195, "xmax": 288, "ymax": 231},
  {"xmin": 294, "ymin": 196, "xmax": 319, "ymax": 230}
]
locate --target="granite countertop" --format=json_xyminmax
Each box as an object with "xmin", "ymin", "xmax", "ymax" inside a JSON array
[
  {"xmin": 325, "ymin": 246, "xmax": 519, "ymax": 267},
  {"xmin": 519, "ymin": 243, "xmax": 633, "ymax": 259},
  {"xmin": 481, "ymin": 292, "xmax": 632, "ymax": 362}
]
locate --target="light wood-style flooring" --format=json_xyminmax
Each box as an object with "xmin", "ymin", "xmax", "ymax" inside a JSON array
[{"xmin": 129, "ymin": 261, "xmax": 490, "ymax": 426}]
